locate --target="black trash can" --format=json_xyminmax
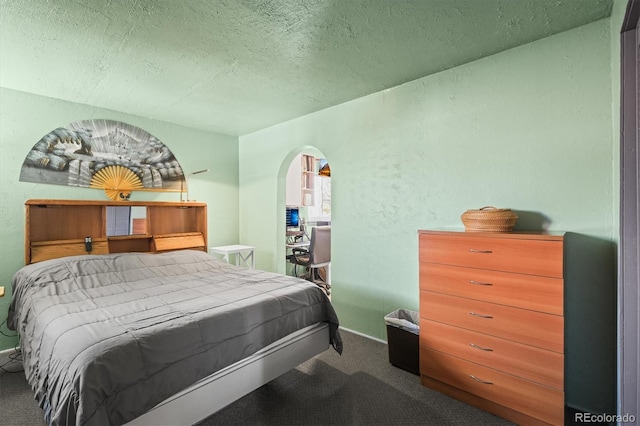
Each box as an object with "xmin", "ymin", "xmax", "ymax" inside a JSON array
[{"xmin": 384, "ymin": 309, "xmax": 419, "ymax": 375}]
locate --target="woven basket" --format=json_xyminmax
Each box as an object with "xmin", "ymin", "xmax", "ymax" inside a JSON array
[{"xmin": 460, "ymin": 206, "xmax": 518, "ymax": 232}]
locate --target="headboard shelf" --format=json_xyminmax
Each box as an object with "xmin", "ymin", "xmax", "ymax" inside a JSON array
[
  {"xmin": 152, "ymin": 232, "xmax": 206, "ymax": 252},
  {"xmin": 107, "ymin": 234, "xmax": 152, "ymax": 240},
  {"xmin": 31, "ymin": 238, "xmax": 98, "ymax": 247},
  {"xmin": 30, "ymin": 238, "xmax": 110, "ymax": 264},
  {"xmin": 26, "ymin": 199, "xmax": 203, "ymax": 207},
  {"xmin": 25, "ymin": 199, "xmax": 208, "ymax": 264}
]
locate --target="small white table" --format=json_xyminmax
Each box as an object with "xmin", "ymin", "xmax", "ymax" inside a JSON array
[{"xmin": 209, "ymin": 245, "xmax": 255, "ymax": 269}]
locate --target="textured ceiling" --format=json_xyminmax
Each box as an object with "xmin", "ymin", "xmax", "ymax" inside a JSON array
[{"xmin": 0, "ymin": 0, "xmax": 612, "ymax": 136}]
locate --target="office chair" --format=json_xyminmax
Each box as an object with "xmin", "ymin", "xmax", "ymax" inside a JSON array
[{"xmin": 287, "ymin": 226, "xmax": 331, "ymax": 295}]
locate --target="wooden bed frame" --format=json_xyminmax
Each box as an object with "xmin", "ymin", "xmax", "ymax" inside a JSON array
[
  {"xmin": 127, "ymin": 323, "xmax": 329, "ymax": 425},
  {"xmin": 25, "ymin": 199, "xmax": 209, "ymax": 264},
  {"xmin": 23, "ymin": 199, "xmax": 331, "ymax": 425}
]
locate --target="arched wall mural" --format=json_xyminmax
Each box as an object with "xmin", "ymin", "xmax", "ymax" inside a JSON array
[{"xmin": 20, "ymin": 119, "xmax": 186, "ymax": 200}]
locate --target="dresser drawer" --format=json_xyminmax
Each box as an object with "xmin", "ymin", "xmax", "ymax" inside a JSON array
[
  {"xmin": 420, "ymin": 319, "xmax": 563, "ymax": 389},
  {"xmin": 420, "ymin": 263, "xmax": 563, "ymax": 315},
  {"xmin": 419, "ymin": 233, "xmax": 563, "ymax": 278},
  {"xmin": 421, "ymin": 347, "xmax": 564, "ymax": 426},
  {"xmin": 420, "ymin": 292, "xmax": 563, "ymax": 353}
]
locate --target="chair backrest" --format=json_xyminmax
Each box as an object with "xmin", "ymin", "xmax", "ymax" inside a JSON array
[{"xmin": 309, "ymin": 226, "xmax": 331, "ymax": 265}]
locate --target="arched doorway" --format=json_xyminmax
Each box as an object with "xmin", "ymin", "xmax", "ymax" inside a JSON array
[{"xmin": 277, "ymin": 147, "xmax": 332, "ymax": 296}]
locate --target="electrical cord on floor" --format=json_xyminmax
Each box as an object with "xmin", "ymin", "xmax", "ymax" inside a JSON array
[
  {"xmin": 0, "ymin": 343, "xmax": 23, "ymax": 374},
  {"xmin": 0, "ymin": 315, "xmax": 23, "ymax": 373}
]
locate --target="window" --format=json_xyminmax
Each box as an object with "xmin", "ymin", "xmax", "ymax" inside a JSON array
[{"xmin": 307, "ymin": 175, "xmax": 331, "ymax": 222}]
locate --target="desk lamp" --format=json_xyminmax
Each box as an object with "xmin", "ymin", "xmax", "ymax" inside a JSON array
[{"xmin": 181, "ymin": 169, "xmax": 209, "ymax": 202}]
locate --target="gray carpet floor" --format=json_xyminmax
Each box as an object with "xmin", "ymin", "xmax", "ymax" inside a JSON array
[{"xmin": 0, "ymin": 330, "xmax": 513, "ymax": 425}]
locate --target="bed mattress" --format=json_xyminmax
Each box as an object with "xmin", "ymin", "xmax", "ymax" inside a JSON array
[{"xmin": 8, "ymin": 250, "xmax": 341, "ymax": 426}]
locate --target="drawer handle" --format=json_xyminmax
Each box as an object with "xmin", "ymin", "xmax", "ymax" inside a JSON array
[
  {"xmin": 468, "ymin": 249, "xmax": 493, "ymax": 254},
  {"xmin": 469, "ymin": 280, "xmax": 493, "ymax": 286},
  {"xmin": 469, "ymin": 343, "xmax": 493, "ymax": 351},
  {"xmin": 470, "ymin": 375, "xmax": 493, "ymax": 385},
  {"xmin": 469, "ymin": 312, "xmax": 493, "ymax": 319}
]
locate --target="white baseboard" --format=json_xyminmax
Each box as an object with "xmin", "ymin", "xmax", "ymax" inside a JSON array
[
  {"xmin": 340, "ymin": 327, "xmax": 387, "ymax": 344},
  {"xmin": 0, "ymin": 347, "xmax": 18, "ymax": 357}
]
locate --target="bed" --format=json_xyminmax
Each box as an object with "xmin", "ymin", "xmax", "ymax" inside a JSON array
[{"xmin": 8, "ymin": 200, "xmax": 342, "ymax": 426}]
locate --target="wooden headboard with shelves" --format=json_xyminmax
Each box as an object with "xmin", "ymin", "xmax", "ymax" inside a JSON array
[{"xmin": 25, "ymin": 199, "xmax": 207, "ymax": 264}]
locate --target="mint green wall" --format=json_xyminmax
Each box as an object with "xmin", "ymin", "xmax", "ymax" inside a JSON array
[
  {"xmin": 239, "ymin": 19, "xmax": 616, "ymax": 413},
  {"xmin": 0, "ymin": 11, "xmax": 623, "ymax": 417},
  {"xmin": 0, "ymin": 88, "xmax": 239, "ymax": 350}
]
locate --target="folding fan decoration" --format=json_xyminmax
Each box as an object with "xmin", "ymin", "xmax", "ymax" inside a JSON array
[
  {"xmin": 90, "ymin": 165, "xmax": 144, "ymax": 201},
  {"xmin": 20, "ymin": 119, "xmax": 186, "ymax": 201}
]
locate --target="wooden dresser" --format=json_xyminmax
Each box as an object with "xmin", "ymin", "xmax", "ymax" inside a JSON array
[{"xmin": 418, "ymin": 230, "xmax": 565, "ymax": 425}]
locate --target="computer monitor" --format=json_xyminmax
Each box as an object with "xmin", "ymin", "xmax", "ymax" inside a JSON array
[{"xmin": 286, "ymin": 207, "xmax": 300, "ymax": 227}]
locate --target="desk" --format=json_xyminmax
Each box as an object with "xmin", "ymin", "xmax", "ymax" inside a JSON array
[
  {"xmin": 286, "ymin": 241, "xmax": 310, "ymax": 249},
  {"xmin": 209, "ymin": 245, "xmax": 255, "ymax": 269}
]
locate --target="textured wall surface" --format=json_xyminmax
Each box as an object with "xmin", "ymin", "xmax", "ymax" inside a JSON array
[
  {"xmin": 0, "ymin": 88, "xmax": 240, "ymax": 351},
  {"xmin": 240, "ymin": 19, "xmax": 616, "ymax": 413},
  {"xmin": 0, "ymin": 1, "xmax": 624, "ymax": 417}
]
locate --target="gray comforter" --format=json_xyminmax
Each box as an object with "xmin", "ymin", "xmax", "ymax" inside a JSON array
[{"xmin": 8, "ymin": 250, "xmax": 342, "ymax": 426}]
